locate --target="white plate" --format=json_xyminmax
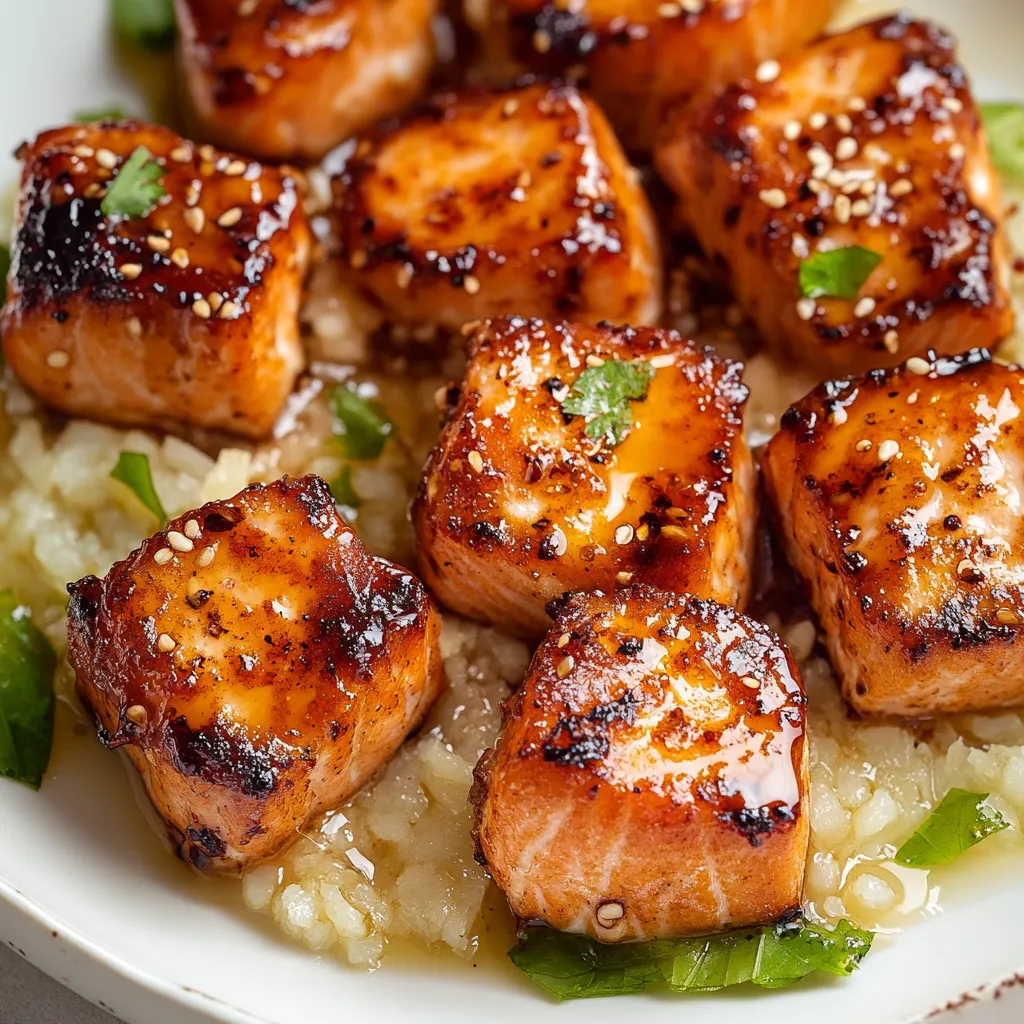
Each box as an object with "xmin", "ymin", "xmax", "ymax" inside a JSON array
[{"xmin": 2, "ymin": 1, "xmax": 1024, "ymax": 1022}]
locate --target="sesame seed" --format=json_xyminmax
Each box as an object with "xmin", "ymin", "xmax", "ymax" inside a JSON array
[
  {"xmin": 125, "ymin": 704, "xmax": 148, "ymax": 725},
  {"xmin": 831, "ymin": 406, "xmax": 848, "ymax": 425},
  {"xmin": 157, "ymin": 633, "xmax": 176, "ymax": 652},
  {"xmin": 596, "ymin": 902, "xmax": 625, "ymax": 927},
  {"xmin": 154, "ymin": 548, "xmax": 173, "ymax": 565},
  {"xmin": 847, "ymin": 96, "xmax": 867, "ymax": 112},
  {"xmin": 755, "ymin": 59, "xmax": 780, "ymax": 83},
  {"xmin": 758, "ymin": 188, "xmax": 787, "ymax": 209},
  {"xmin": 586, "ymin": 354, "xmax": 605, "ymax": 367},
  {"xmin": 851, "ymin": 198, "xmax": 872, "ymax": 218},
  {"xmin": 556, "ymin": 656, "xmax": 575, "ymax": 678},
  {"xmin": 83, "ymin": 182, "xmax": 104, "ymax": 198},
  {"xmin": 808, "ymin": 112, "xmax": 827, "ymax": 130},
  {"xmin": 855, "ymin": 439, "xmax": 872, "ymax": 452},
  {"xmin": 942, "ymin": 96, "xmax": 964, "ymax": 113},
  {"xmin": 217, "ymin": 207, "xmax": 243, "ymax": 228},
  {"xmin": 657, "ymin": 2, "xmax": 681, "ymax": 16},
  {"xmin": 884, "ymin": 329, "xmax": 900, "ymax": 353},
  {"xmin": 350, "ymin": 250, "xmax": 368, "ymax": 270},
  {"xmin": 860, "ymin": 179, "xmax": 877, "ymax": 196},
  {"xmin": 557, "ymin": 632, "xmax": 571, "ymax": 648},
  {"xmin": 184, "ymin": 207, "xmax": 206, "ymax": 233},
  {"xmin": 616, "ymin": 571, "xmax": 634, "ymax": 584},
  {"xmin": 907, "ymin": 391, "xmax": 919, "ymax": 404},
  {"xmin": 614, "ymin": 524, "xmax": 634, "ymax": 545},
  {"xmin": 46, "ymin": 350, "xmax": 70, "ymax": 368},
  {"xmin": 783, "ymin": 120, "xmax": 801, "ymax": 141},
  {"xmin": 467, "ymin": 450, "xmax": 484, "ymax": 473},
  {"xmin": 827, "ymin": 169, "xmax": 848, "ymax": 190},
  {"xmin": 533, "ymin": 29, "xmax": 552, "ymax": 53},
  {"xmin": 225, "ymin": 159, "xmax": 247, "ymax": 176},
  {"xmin": 196, "ymin": 545, "xmax": 216, "ymax": 568},
  {"xmin": 167, "ymin": 530, "xmax": 194, "ymax": 552},
  {"xmin": 836, "ymin": 137, "xmax": 858, "ymax": 161},
  {"xmin": 208, "ymin": 292, "xmax": 224, "ymax": 312},
  {"xmin": 170, "ymin": 145, "xmax": 191, "ymax": 163},
  {"xmin": 660, "ymin": 525, "xmax": 688, "ymax": 541},
  {"xmin": 996, "ymin": 608, "xmax": 1019, "ymax": 625},
  {"xmin": 949, "ymin": 142, "xmax": 965, "ymax": 161},
  {"xmin": 238, "ymin": 0, "xmax": 257, "ymax": 13},
  {"xmin": 119, "ymin": 263, "xmax": 143, "ymax": 279},
  {"xmin": 853, "ymin": 297, "xmax": 876, "ymax": 318},
  {"xmin": 680, "ymin": 0, "xmax": 703, "ymax": 10},
  {"xmin": 218, "ymin": 300, "xmax": 240, "ymax": 320},
  {"xmin": 906, "ymin": 356, "xmax": 931, "ymax": 376},
  {"xmin": 186, "ymin": 577, "xmax": 202, "ymax": 598},
  {"xmin": 741, "ymin": 676, "xmax": 760, "ymax": 689},
  {"xmin": 73, "ymin": 145, "xmax": 95, "ymax": 158},
  {"xmin": 636, "ymin": 524, "xmax": 649, "ymax": 542},
  {"xmin": 877, "ymin": 439, "xmax": 900, "ymax": 462},
  {"xmin": 396, "ymin": 265, "xmax": 413, "ymax": 290},
  {"xmin": 192, "ymin": 297, "xmax": 212, "ymax": 319},
  {"xmin": 199, "ymin": 144, "xmax": 216, "ymax": 162},
  {"xmin": 502, "ymin": 98, "xmax": 519, "ymax": 118},
  {"xmin": 184, "ymin": 519, "xmax": 202, "ymax": 540},
  {"xmin": 806, "ymin": 179, "xmax": 824, "ymax": 195},
  {"xmin": 95, "ymin": 148, "xmax": 117, "ymax": 169},
  {"xmin": 834, "ymin": 194, "xmax": 852, "ymax": 224},
  {"xmin": 463, "ymin": 275, "xmax": 481, "ymax": 295},
  {"xmin": 128, "ymin": 317, "xmax": 142, "ymax": 336},
  {"xmin": 147, "ymin": 234, "xmax": 170, "ymax": 253},
  {"xmin": 796, "ymin": 297, "xmax": 817, "ymax": 321},
  {"xmin": 834, "ymin": 113, "xmax": 853, "ymax": 134},
  {"xmin": 170, "ymin": 247, "xmax": 190, "ymax": 268}
]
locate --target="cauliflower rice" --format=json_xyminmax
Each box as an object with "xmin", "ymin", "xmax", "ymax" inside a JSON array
[{"xmin": 2, "ymin": 176, "xmax": 1024, "ymax": 972}]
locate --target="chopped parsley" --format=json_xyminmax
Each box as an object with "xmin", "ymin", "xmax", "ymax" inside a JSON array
[
  {"xmin": 0, "ymin": 591, "xmax": 56, "ymax": 790},
  {"xmin": 560, "ymin": 359, "xmax": 655, "ymax": 448},
  {"xmin": 110, "ymin": 452, "xmax": 167, "ymax": 524},
  {"xmin": 100, "ymin": 146, "xmax": 167, "ymax": 220},
  {"xmin": 980, "ymin": 103, "xmax": 1024, "ymax": 182},
  {"xmin": 895, "ymin": 788, "xmax": 1009, "ymax": 867},
  {"xmin": 329, "ymin": 465, "xmax": 360, "ymax": 522},
  {"xmin": 509, "ymin": 919, "xmax": 873, "ymax": 1000},
  {"xmin": 799, "ymin": 246, "xmax": 882, "ymax": 301},
  {"xmin": 74, "ymin": 105, "xmax": 131, "ymax": 123},
  {"xmin": 112, "ymin": 0, "xmax": 175, "ymax": 50},
  {"xmin": 329, "ymin": 384, "xmax": 393, "ymax": 461}
]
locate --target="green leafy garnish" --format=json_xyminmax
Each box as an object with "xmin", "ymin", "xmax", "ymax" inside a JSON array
[
  {"xmin": 0, "ymin": 591, "xmax": 56, "ymax": 790},
  {"xmin": 74, "ymin": 105, "xmax": 131, "ymax": 123},
  {"xmin": 329, "ymin": 384, "xmax": 393, "ymax": 461},
  {"xmin": 980, "ymin": 103, "xmax": 1024, "ymax": 182},
  {"xmin": 100, "ymin": 146, "xmax": 166, "ymax": 219},
  {"xmin": 329, "ymin": 465, "xmax": 361, "ymax": 520},
  {"xmin": 509, "ymin": 919, "xmax": 873, "ymax": 1000},
  {"xmin": 112, "ymin": 0, "xmax": 175, "ymax": 50},
  {"xmin": 895, "ymin": 788, "xmax": 1009, "ymax": 867},
  {"xmin": 799, "ymin": 246, "xmax": 882, "ymax": 301},
  {"xmin": 560, "ymin": 359, "xmax": 655, "ymax": 448},
  {"xmin": 110, "ymin": 452, "xmax": 167, "ymax": 524}
]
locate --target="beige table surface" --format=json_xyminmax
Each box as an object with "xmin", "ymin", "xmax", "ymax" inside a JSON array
[{"xmin": 0, "ymin": 943, "xmax": 112, "ymax": 1024}]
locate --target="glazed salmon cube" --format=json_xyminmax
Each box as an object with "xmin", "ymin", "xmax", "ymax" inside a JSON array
[
  {"xmin": 412, "ymin": 317, "xmax": 755, "ymax": 635},
  {"xmin": 1, "ymin": 121, "xmax": 311, "ymax": 439},
  {"xmin": 333, "ymin": 83, "xmax": 662, "ymax": 331},
  {"xmin": 67, "ymin": 475, "xmax": 444, "ymax": 871},
  {"xmin": 473, "ymin": 586, "xmax": 810, "ymax": 939},
  {"xmin": 175, "ymin": 0, "xmax": 438, "ymax": 161},
  {"xmin": 763, "ymin": 350, "xmax": 1024, "ymax": 716},
  {"xmin": 655, "ymin": 14, "xmax": 1014, "ymax": 377}
]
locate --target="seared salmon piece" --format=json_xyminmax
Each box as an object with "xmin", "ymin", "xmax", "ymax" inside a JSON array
[
  {"xmin": 333, "ymin": 83, "xmax": 661, "ymax": 330},
  {"xmin": 473, "ymin": 586, "xmax": 809, "ymax": 940},
  {"xmin": 413, "ymin": 317, "xmax": 755, "ymax": 636},
  {"xmin": 763, "ymin": 350, "xmax": 1024, "ymax": 716},
  {"xmin": 475, "ymin": 0, "xmax": 840, "ymax": 152},
  {"xmin": 175, "ymin": 0, "xmax": 438, "ymax": 161},
  {"xmin": 67, "ymin": 475, "xmax": 444, "ymax": 871},
  {"xmin": 655, "ymin": 14, "xmax": 1014, "ymax": 377},
  {"xmin": 1, "ymin": 121, "xmax": 310, "ymax": 439}
]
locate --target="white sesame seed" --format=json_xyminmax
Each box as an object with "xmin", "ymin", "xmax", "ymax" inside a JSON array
[
  {"xmin": 680, "ymin": 0, "xmax": 703, "ymax": 10},
  {"xmin": 502, "ymin": 98, "xmax": 519, "ymax": 118},
  {"xmin": 199, "ymin": 144, "xmax": 216, "ymax": 162},
  {"xmin": 119, "ymin": 263, "xmax": 143, "ymax": 279},
  {"xmin": 208, "ymin": 292, "xmax": 224, "ymax": 313},
  {"xmin": 147, "ymin": 234, "xmax": 170, "ymax": 253},
  {"xmin": 154, "ymin": 547, "xmax": 173, "ymax": 565},
  {"xmin": 225, "ymin": 160, "xmax": 247, "ymax": 176},
  {"xmin": 95, "ymin": 148, "xmax": 117, "ymax": 169},
  {"xmin": 184, "ymin": 519, "xmax": 202, "ymax": 540},
  {"xmin": 196, "ymin": 545, "xmax": 216, "ymax": 568},
  {"xmin": 835, "ymin": 113, "xmax": 853, "ymax": 134},
  {"xmin": 827, "ymin": 169, "xmax": 848, "ymax": 190},
  {"xmin": 396, "ymin": 265, "xmax": 413, "ymax": 290},
  {"xmin": 755, "ymin": 59, "xmax": 780, "ymax": 83},
  {"xmin": 853, "ymin": 297, "xmax": 876, "ymax": 318},
  {"xmin": 192, "ymin": 297, "xmax": 212, "ymax": 319},
  {"xmin": 586, "ymin": 354, "xmax": 605, "ymax": 367},
  {"xmin": 45, "ymin": 350, "xmax": 70, "ymax": 368},
  {"xmin": 463, "ymin": 275, "xmax": 481, "ymax": 295},
  {"xmin": 847, "ymin": 96, "xmax": 867, "ymax": 112},
  {"xmin": 796, "ymin": 297, "xmax": 817, "ymax": 321},
  {"xmin": 836, "ymin": 137, "xmax": 858, "ymax": 161},
  {"xmin": 167, "ymin": 531, "xmax": 194, "ymax": 552},
  {"xmin": 782, "ymin": 120, "xmax": 801, "ymax": 141},
  {"xmin": 855, "ymin": 439, "xmax": 873, "ymax": 452},
  {"xmin": 219, "ymin": 300, "xmax": 241, "ymax": 320},
  {"xmin": 614, "ymin": 524, "xmax": 634, "ymax": 545},
  {"xmin": 808, "ymin": 112, "xmax": 827, "ymax": 130},
  {"xmin": 949, "ymin": 142, "xmax": 965, "ymax": 161},
  {"xmin": 170, "ymin": 247, "xmax": 189, "ymax": 269},
  {"xmin": 128, "ymin": 317, "xmax": 142, "ymax": 337},
  {"xmin": 238, "ymin": 0, "xmax": 257, "ymax": 13},
  {"xmin": 834, "ymin": 194, "xmax": 852, "ymax": 224},
  {"xmin": 741, "ymin": 676, "xmax": 760, "ymax": 689},
  {"xmin": 877, "ymin": 439, "xmax": 900, "ymax": 462},
  {"xmin": 851, "ymin": 198, "xmax": 872, "ymax": 218},
  {"xmin": 184, "ymin": 207, "xmax": 206, "ymax": 233},
  {"xmin": 533, "ymin": 29, "xmax": 552, "ymax": 53},
  {"xmin": 556, "ymin": 632, "xmax": 571, "ymax": 648},
  {"xmin": 907, "ymin": 390, "xmax": 918, "ymax": 404},
  {"xmin": 831, "ymin": 406, "xmax": 848, "ymax": 425},
  {"xmin": 596, "ymin": 902, "xmax": 625, "ymax": 927},
  {"xmin": 73, "ymin": 145, "xmax": 95, "ymax": 158},
  {"xmin": 906, "ymin": 356, "xmax": 931, "ymax": 376},
  {"xmin": 942, "ymin": 96, "xmax": 964, "ymax": 113},
  {"xmin": 557, "ymin": 656, "xmax": 575, "ymax": 678},
  {"xmin": 467, "ymin": 450, "xmax": 484, "ymax": 473},
  {"xmin": 157, "ymin": 633, "xmax": 176, "ymax": 652},
  {"xmin": 657, "ymin": 2, "xmax": 681, "ymax": 16},
  {"xmin": 616, "ymin": 571, "xmax": 634, "ymax": 584},
  {"xmin": 217, "ymin": 207, "xmax": 243, "ymax": 228},
  {"xmin": 125, "ymin": 704, "xmax": 147, "ymax": 725},
  {"xmin": 884, "ymin": 329, "xmax": 899, "ymax": 353},
  {"xmin": 758, "ymin": 188, "xmax": 787, "ymax": 209},
  {"xmin": 170, "ymin": 145, "xmax": 191, "ymax": 163}
]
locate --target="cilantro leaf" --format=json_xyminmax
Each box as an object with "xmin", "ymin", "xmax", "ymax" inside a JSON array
[
  {"xmin": 329, "ymin": 384, "xmax": 393, "ymax": 461},
  {"xmin": 100, "ymin": 146, "xmax": 167, "ymax": 220},
  {"xmin": 799, "ymin": 246, "xmax": 882, "ymax": 301},
  {"xmin": 74, "ymin": 105, "xmax": 131, "ymax": 123},
  {"xmin": 112, "ymin": 0, "xmax": 175, "ymax": 50},
  {"xmin": 980, "ymin": 103, "xmax": 1024, "ymax": 182},
  {"xmin": 560, "ymin": 359, "xmax": 655, "ymax": 448},
  {"xmin": 0, "ymin": 591, "xmax": 56, "ymax": 790},
  {"xmin": 110, "ymin": 452, "xmax": 167, "ymax": 524},
  {"xmin": 509, "ymin": 919, "xmax": 873, "ymax": 1000},
  {"xmin": 329, "ymin": 465, "xmax": 360, "ymax": 521},
  {"xmin": 895, "ymin": 788, "xmax": 1009, "ymax": 867}
]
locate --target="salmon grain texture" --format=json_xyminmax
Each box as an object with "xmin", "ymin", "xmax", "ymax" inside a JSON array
[
  {"xmin": 333, "ymin": 82, "xmax": 662, "ymax": 330},
  {"xmin": 175, "ymin": 0, "xmax": 438, "ymax": 160},
  {"xmin": 474, "ymin": 587, "xmax": 809, "ymax": 940},
  {"xmin": 1, "ymin": 121, "xmax": 310, "ymax": 438},
  {"xmin": 763, "ymin": 350, "xmax": 1024, "ymax": 716},
  {"xmin": 655, "ymin": 14, "xmax": 1014, "ymax": 376},
  {"xmin": 67, "ymin": 475, "xmax": 444, "ymax": 871},
  {"xmin": 413, "ymin": 317, "xmax": 755, "ymax": 636}
]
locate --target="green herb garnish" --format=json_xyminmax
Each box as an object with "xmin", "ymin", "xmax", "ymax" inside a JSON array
[
  {"xmin": 110, "ymin": 451, "xmax": 167, "ymax": 524},
  {"xmin": 74, "ymin": 105, "xmax": 131, "ymax": 123},
  {"xmin": 980, "ymin": 103, "xmax": 1024, "ymax": 182},
  {"xmin": 509, "ymin": 919, "xmax": 873, "ymax": 1000},
  {"xmin": 329, "ymin": 384, "xmax": 393, "ymax": 461},
  {"xmin": 560, "ymin": 359, "xmax": 655, "ymax": 448},
  {"xmin": 0, "ymin": 591, "xmax": 56, "ymax": 790},
  {"xmin": 112, "ymin": 0, "xmax": 175, "ymax": 50},
  {"xmin": 895, "ymin": 788, "xmax": 1009, "ymax": 867},
  {"xmin": 799, "ymin": 246, "xmax": 882, "ymax": 301},
  {"xmin": 100, "ymin": 146, "xmax": 166, "ymax": 220},
  {"xmin": 329, "ymin": 465, "xmax": 360, "ymax": 520}
]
